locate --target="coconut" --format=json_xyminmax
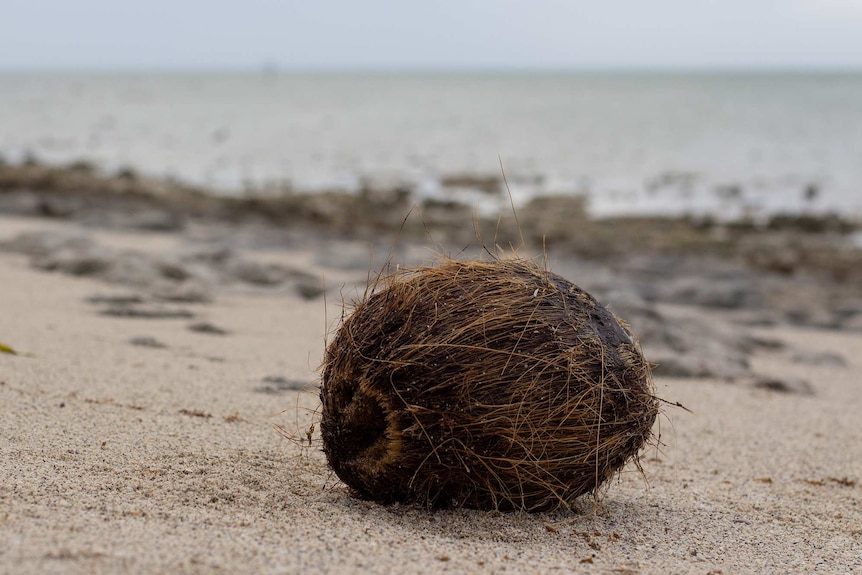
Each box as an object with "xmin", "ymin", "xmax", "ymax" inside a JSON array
[{"xmin": 320, "ymin": 258, "xmax": 658, "ymax": 512}]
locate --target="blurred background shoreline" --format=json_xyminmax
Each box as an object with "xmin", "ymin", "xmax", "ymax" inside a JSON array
[{"xmin": 3, "ymin": 69, "xmax": 860, "ymax": 222}]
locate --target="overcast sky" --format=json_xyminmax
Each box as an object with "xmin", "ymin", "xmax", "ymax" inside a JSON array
[{"xmin": 3, "ymin": 0, "xmax": 862, "ymax": 70}]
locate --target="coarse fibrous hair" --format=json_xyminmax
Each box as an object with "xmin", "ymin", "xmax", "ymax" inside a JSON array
[{"xmin": 320, "ymin": 257, "xmax": 658, "ymax": 512}]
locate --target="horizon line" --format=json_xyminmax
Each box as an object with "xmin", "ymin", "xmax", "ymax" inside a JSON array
[{"xmin": 1, "ymin": 64, "xmax": 862, "ymax": 75}]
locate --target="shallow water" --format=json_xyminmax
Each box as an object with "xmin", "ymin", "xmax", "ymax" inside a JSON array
[{"xmin": 1, "ymin": 71, "xmax": 861, "ymax": 219}]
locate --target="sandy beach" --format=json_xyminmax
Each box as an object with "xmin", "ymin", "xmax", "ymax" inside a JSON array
[{"xmin": 2, "ymin": 183, "xmax": 862, "ymax": 574}]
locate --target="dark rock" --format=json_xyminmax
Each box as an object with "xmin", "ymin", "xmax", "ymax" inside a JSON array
[
  {"xmin": 650, "ymin": 354, "xmax": 711, "ymax": 378},
  {"xmin": 100, "ymin": 305, "xmax": 195, "ymax": 319},
  {"xmin": 841, "ymin": 315, "xmax": 862, "ymax": 332},
  {"xmin": 654, "ymin": 277, "xmax": 763, "ymax": 310},
  {"xmin": 157, "ymin": 259, "xmax": 192, "ymax": 281},
  {"xmin": 86, "ymin": 294, "xmax": 146, "ymax": 305},
  {"xmin": 753, "ymin": 376, "xmax": 814, "ymax": 395},
  {"xmin": 648, "ymin": 345, "xmax": 749, "ymax": 379},
  {"xmin": 223, "ymin": 258, "xmax": 289, "ymax": 286},
  {"xmin": 731, "ymin": 310, "xmax": 782, "ymax": 327},
  {"xmin": 784, "ymin": 308, "xmax": 842, "ymax": 330},
  {"xmin": 99, "ymin": 252, "xmax": 163, "ymax": 287},
  {"xmin": 439, "ymin": 173, "xmax": 501, "ymax": 195},
  {"xmin": 255, "ymin": 376, "xmax": 309, "ymax": 394},
  {"xmin": 115, "ymin": 166, "xmax": 138, "ymax": 180},
  {"xmin": 129, "ymin": 336, "xmax": 167, "ymax": 348},
  {"xmin": 607, "ymin": 290, "xmax": 757, "ymax": 380},
  {"xmin": 66, "ymin": 160, "xmax": 98, "ymax": 173},
  {"xmin": 3, "ymin": 232, "xmax": 208, "ymax": 290},
  {"xmin": 314, "ymin": 243, "xmax": 373, "ymax": 271},
  {"xmin": 766, "ymin": 213, "xmax": 854, "ymax": 234},
  {"xmin": 789, "ymin": 350, "xmax": 847, "ymax": 368},
  {"xmin": 126, "ymin": 209, "xmax": 185, "ymax": 232},
  {"xmin": 295, "ymin": 280, "xmax": 325, "ymax": 300},
  {"xmin": 748, "ymin": 335, "xmax": 785, "ymax": 350},
  {"xmin": 2, "ymin": 231, "xmax": 94, "ymax": 258},
  {"xmin": 150, "ymin": 280, "xmax": 213, "ymax": 303},
  {"xmin": 284, "ymin": 268, "xmax": 324, "ymax": 300},
  {"xmin": 32, "ymin": 244, "xmax": 113, "ymax": 276},
  {"xmin": 0, "ymin": 190, "xmax": 42, "ymax": 215},
  {"xmin": 835, "ymin": 301, "xmax": 862, "ymax": 317},
  {"xmin": 182, "ymin": 246, "xmax": 234, "ymax": 266},
  {"xmin": 36, "ymin": 195, "xmax": 85, "ymax": 218},
  {"xmin": 835, "ymin": 302, "xmax": 862, "ymax": 331},
  {"xmin": 188, "ymin": 322, "xmax": 229, "ymax": 335}
]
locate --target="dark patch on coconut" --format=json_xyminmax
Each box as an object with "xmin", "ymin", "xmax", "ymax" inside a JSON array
[{"xmin": 320, "ymin": 258, "xmax": 658, "ymax": 512}]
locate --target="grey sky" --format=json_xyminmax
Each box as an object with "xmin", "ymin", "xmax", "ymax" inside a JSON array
[{"xmin": 3, "ymin": 0, "xmax": 862, "ymax": 70}]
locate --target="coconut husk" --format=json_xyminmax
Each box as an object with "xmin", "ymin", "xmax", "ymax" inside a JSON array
[{"xmin": 320, "ymin": 257, "xmax": 658, "ymax": 512}]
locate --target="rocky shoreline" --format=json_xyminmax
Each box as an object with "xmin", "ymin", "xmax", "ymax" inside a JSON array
[{"xmin": 2, "ymin": 158, "xmax": 861, "ymax": 390}]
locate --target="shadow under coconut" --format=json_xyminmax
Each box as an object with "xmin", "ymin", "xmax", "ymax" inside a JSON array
[{"xmin": 323, "ymin": 488, "xmax": 655, "ymax": 558}]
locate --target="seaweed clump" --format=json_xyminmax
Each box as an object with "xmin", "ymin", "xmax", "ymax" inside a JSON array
[{"xmin": 320, "ymin": 258, "xmax": 658, "ymax": 511}]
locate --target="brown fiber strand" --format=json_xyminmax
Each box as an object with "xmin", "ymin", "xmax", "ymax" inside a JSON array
[{"xmin": 320, "ymin": 257, "xmax": 658, "ymax": 512}]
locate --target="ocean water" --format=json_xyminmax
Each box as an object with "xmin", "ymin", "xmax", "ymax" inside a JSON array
[{"xmin": 1, "ymin": 71, "xmax": 860, "ymax": 219}]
